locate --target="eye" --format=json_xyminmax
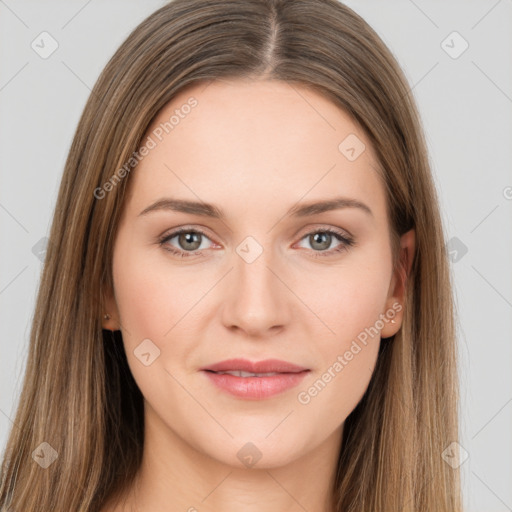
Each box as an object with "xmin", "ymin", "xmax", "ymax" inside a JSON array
[
  {"xmin": 158, "ymin": 226, "xmax": 355, "ymax": 259},
  {"xmin": 295, "ymin": 228, "xmax": 355, "ymax": 258},
  {"xmin": 158, "ymin": 227, "xmax": 214, "ymax": 257}
]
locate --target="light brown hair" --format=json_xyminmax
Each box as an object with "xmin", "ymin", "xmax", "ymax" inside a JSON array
[{"xmin": 0, "ymin": 1, "xmax": 461, "ymax": 510}]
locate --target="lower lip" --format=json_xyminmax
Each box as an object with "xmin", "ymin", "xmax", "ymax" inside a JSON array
[{"xmin": 202, "ymin": 370, "xmax": 309, "ymax": 400}]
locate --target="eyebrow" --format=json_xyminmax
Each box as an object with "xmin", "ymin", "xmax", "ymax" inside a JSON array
[{"xmin": 138, "ymin": 196, "xmax": 373, "ymax": 219}]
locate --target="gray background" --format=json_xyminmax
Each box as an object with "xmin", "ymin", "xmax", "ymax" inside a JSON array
[{"xmin": 1, "ymin": 1, "xmax": 511, "ymax": 510}]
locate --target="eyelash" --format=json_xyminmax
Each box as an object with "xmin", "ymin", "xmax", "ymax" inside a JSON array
[{"xmin": 158, "ymin": 227, "xmax": 355, "ymax": 259}]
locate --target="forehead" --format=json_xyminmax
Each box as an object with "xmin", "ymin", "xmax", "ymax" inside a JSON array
[{"xmin": 126, "ymin": 79, "xmax": 386, "ymax": 221}]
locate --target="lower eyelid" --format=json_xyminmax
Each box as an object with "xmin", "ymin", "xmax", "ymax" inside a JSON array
[
  {"xmin": 296, "ymin": 231, "xmax": 353, "ymax": 252},
  {"xmin": 160, "ymin": 229, "xmax": 213, "ymax": 251},
  {"xmin": 159, "ymin": 228, "xmax": 354, "ymax": 256}
]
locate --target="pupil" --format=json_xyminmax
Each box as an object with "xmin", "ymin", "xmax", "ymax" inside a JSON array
[
  {"xmin": 179, "ymin": 232, "xmax": 201, "ymax": 250},
  {"xmin": 176, "ymin": 232, "xmax": 332, "ymax": 252},
  {"xmin": 311, "ymin": 232, "xmax": 330, "ymax": 250}
]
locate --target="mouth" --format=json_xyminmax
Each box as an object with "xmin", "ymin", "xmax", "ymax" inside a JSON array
[
  {"xmin": 200, "ymin": 358, "xmax": 309, "ymax": 374},
  {"xmin": 205, "ymin": 370, "xmax": 292, "ymax": 377},
  {"xmin": 200, "ymin": 359, "xmax": 310, "ymax": 400}
]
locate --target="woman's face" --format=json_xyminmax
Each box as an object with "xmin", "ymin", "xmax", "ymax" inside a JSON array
[{"xmin": 104, "ymin": 78, "xmax": 413, "ymax": 469}]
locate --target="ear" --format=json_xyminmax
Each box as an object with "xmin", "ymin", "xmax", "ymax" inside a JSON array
[
  {"xmin": 380, "ymin": 229, "xmax": 415, "ymax": 339},
  {"xmin": 101, "ymin": 282, "xmax": 121, "ymax": 331}
]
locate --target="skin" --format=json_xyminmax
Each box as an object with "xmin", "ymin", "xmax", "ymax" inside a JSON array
[{"xmin": 101, "ymin": 78, "xmax": 415, "ymax": 512}]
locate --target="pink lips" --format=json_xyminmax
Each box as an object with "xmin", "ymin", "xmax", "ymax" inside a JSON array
[
  {"xmin": 201, "ymin": 358, "xmax": 308, "ymax": 374},
  {"xmin": 200, "ymin": 358, "xmax": 310, "ymax": 400}
]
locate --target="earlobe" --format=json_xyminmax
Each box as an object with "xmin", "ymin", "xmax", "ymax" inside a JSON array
[
  {"xmin": 380, "ymin": 300, "xmax": 404, "ymax": 339},
  {"xmin": 101, "ymin": 286, "xmax": 121, "ymax": 331},
  {"xmin": 380, "ymin": 228, "xmax": 416, "ymax": 339}
]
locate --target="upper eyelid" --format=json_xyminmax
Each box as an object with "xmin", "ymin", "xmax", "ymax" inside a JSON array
[
  {"xmin": 160, "ymin": 224, "xmax": 353, "ymax": 247},
  {"xmin": 160, "ymin": 226, "xmax": 216, "ymax": 244}
]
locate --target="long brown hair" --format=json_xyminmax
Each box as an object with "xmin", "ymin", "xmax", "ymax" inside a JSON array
[{"xmin": 0, "ymin": 1, "xmax": 461, "ymax": 510}]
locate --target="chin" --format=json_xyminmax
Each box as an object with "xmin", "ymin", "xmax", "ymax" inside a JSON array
[{"xmin": 203, "ymin": 432, "xmax": 307, "ymax": 470}]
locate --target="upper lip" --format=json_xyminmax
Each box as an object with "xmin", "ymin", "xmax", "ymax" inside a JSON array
[{"xmin": 201, "ymin": 358, "xmax": 309, "ymax": 373}]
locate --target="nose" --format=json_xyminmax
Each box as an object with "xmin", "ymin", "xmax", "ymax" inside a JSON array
[{"xmin": 220, "ymin": 240, "xmax": 292, "ymax": 338}]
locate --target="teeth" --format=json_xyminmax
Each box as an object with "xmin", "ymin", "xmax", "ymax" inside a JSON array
[{"xmin": 216, "ymin": 370, "xmax": 280, "ymax": 377}]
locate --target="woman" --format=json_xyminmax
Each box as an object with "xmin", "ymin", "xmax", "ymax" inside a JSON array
[{"xmin": 0, "ymin": 0, "xmax": 462, "ymax": 510}]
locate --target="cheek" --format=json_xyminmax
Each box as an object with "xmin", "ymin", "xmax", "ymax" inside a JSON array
[
  {"xmin": 296, "ymin": 291, "xmax": 384, "ymax": 442},
  {"xmin": 305, "ymin": 254, "xmax": 392, "ymax": 342},
  {"xmin": 111, "ymin": 244, "xmax": 197, "ymax": 402},
  {"xmin": 294, "ymin": 251, "xmax": 390, "ymax": 423},
  {"xmin": 298, "ymin": 338, "xmax": 380, "ymax": 447},
  {"xmin": 113, "ymin": 256, "xmax": 164, "ymax": 340},
  {"xmin": 112, "ymin": 241, "xmax": 202, "ymax": 341}
]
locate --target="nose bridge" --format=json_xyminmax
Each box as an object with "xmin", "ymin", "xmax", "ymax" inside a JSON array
[{"xmin": 222, "ymin": 235, "xmax": 290, "ymax": 335}]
